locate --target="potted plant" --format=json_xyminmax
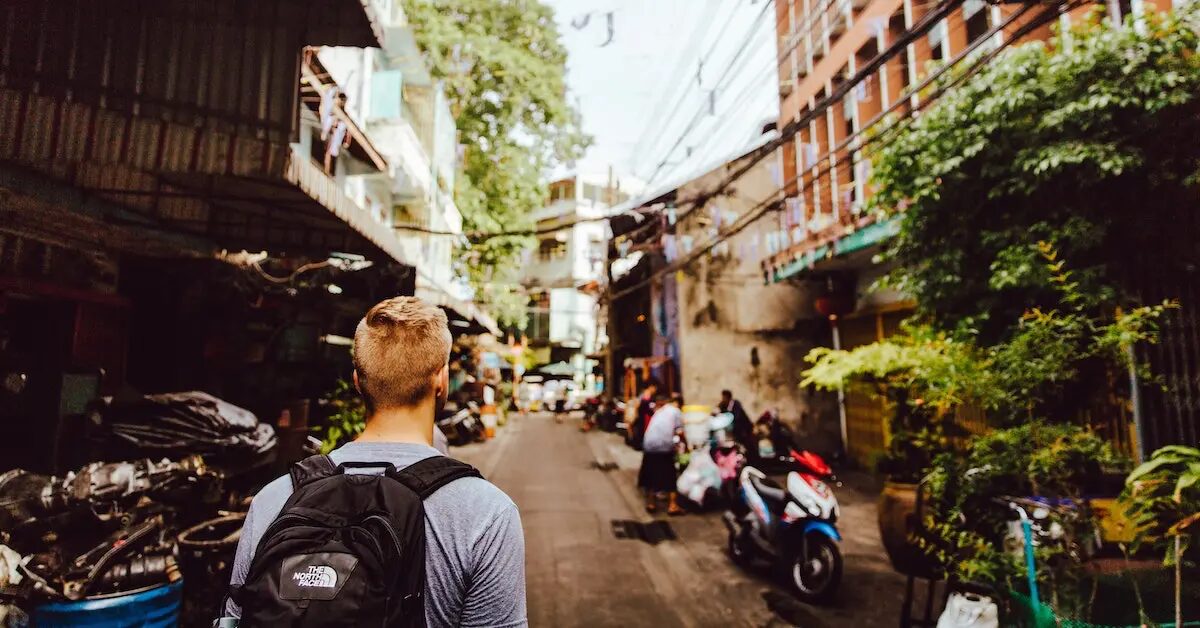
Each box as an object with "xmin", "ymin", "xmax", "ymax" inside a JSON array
[
  {"xmin": 802, "ymin": 327, "xmax": 979, "ymax": 575},
  {"xmin": 1120, "ymin": 445, "xmax": 1200, "ymax": 625},
  {"xmin": 919, "ymin": 422, "xmax": 1124, "ymax": 620}
]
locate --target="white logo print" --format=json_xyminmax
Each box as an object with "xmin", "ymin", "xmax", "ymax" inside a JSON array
[{"xmin": 292, "ymin": 565, "xmax": 338, "ymax": 588}]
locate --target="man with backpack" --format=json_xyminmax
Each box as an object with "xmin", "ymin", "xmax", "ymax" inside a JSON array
[{"xmin": 222, "ymin": 297, "xmax": 526, "ymax": 627}]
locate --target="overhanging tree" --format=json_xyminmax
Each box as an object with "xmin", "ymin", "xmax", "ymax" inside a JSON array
[
  {"xmin": 402, "ymin": 0, "xmax": 589, "ymax": 326},
  {"xmin": 869, "ymin": 8, "xmax": 1200, "ymax": 342}
]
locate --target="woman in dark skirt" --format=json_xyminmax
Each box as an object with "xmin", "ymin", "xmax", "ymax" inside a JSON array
[{"xmin": 638, "ymin": 393, "xmax": 685, "ymax": 515}]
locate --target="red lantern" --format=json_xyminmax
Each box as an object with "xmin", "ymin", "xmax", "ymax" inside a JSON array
[{"xmin": 813, "ymin": 293, "xmax": 853, "ymax": 319}]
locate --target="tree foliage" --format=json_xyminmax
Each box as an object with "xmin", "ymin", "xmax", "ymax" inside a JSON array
[
  {"xmin": 869, "ymin": 8, "xmax": 1200, "ymax": 341},
  {"xmin": 402, "ymin": 0, "xmax": 589, "ymax": 326}
]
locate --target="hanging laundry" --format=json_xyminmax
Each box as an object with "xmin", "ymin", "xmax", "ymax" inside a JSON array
[
  {"xmin": 868, "ymin": 15, "xmax": 889, "ymax": 38},
  {"xmin": 666, "ymin": 205, "xmax": 677, "ymax": 225},
  {"xmin": 856, "ymin": 160, "xmax": 871, "ymax": 184},
  {"xmin": 802, "ymin": 143, "xmax": 819, "ymax": 170},
  {"xmin": 853, "ymin": 79, "xmax": 869, "ymax": 103},
  {"xmin": 785, "ymin": 197, "xmax": 802, "ymax": 225},
  {"xmin": 711, "ymin": 206, "xmax": 722, "ymax": 229},
  {"xmin": 320, "ymin": 86, "xmax": 339, "ymax": 141},
  {"xmin": 767, "ymin": 162, "xmax": 783, "ymax": 187},
  {"xmin": 662, "ymin": 234, "xmax": 678, "ymax": 262},
  {"xmin": 328, "ymin": 120, "xmax": 350, "ymax": 157}
]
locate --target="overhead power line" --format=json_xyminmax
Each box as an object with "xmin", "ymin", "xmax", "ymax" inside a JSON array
[
  {"xmin": 608, "ymin": 0, "xmax": 1081, "ymax": 302},
  {"xmin": 643, "ymin": 0, "xmax": 778, "ymax": 186},
  {"xmin": 617, "ymin": 0, "xmax": 968, "ymax": 254},
  {"xmin": 629, "ymin": 0, "xmax": 729, "ymax": 171}
]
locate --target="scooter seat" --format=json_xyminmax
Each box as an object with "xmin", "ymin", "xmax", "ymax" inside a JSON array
[{"xmin": 750, "ymin": 474, "xmax": 788, "ymax": 505}]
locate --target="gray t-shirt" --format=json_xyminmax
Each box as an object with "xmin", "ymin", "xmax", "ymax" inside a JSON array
[{"xmin": 226, "ymin": 441, "xmax": 527, "ymax": 627}]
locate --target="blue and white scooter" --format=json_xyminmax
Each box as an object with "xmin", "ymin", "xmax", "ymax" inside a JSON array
[{"xmin": 722, "ymin": 449, "xmax": 843, "ymax": 603}]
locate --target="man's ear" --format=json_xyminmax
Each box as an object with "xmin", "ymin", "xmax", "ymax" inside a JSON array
[
  {"xmin": 353, "ymin": 370, "xmax": 363, "ymax": 394},
  {"xmin": 436, "ymin": 364, "xmax": 449, "ymax": 395}
]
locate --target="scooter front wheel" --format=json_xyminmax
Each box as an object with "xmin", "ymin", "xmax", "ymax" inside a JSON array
[{"xmin": 783, "ymin": 534, "xmax": 842, "ymax": 604}]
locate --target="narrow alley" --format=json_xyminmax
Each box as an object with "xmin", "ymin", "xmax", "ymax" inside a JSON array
[{"xmin": 456, "ymin": 412, "xmax": 907, "ymax": 628}]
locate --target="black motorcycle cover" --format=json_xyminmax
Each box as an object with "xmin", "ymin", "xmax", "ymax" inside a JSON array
[{"xmin": 100, "ymin": 391, "xmax": 275, "ymax": 457}]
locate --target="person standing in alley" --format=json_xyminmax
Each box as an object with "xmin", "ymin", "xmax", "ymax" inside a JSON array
[
  {"xmin": 638, "ymin": 392, "xmax": 685, "ymax": 515},
  {"xmin": 718, "ymin": 389, "xmax": 754, "ymax": 453},
  {"xmin": 224, "ymin": 297, "xmax": 527, "ymax": 627},
  {"xmin": 629, "ymin": 381, "xmax": 657, "ymax": 449}
]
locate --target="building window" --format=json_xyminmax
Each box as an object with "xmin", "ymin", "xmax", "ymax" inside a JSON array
[
  {"xmin": 538, "ymin": 237, "xmax": 568, "ymax": 262},
  {"xmin": 548, "ymin": 180, "xmax": 575, "ymax": 203},
  {"xmin": 964, "ymin": 0, "xmax": 990, "ymax": 44},
  {"xmin": 582, "ymin": 183, "xmax": 607, "ymax": 204},
  {"xmin": 928, "ymin": 20, "xmax": 948, "ymax": 62},
  {"xmin": 1116, "ymin": 0, "xmax": 1134, "ymax": 21}
]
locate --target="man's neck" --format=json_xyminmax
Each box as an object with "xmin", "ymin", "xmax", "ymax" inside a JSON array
[{"xmin": 355, "ymin": 402, "xmax": 435, "ymax": 446}]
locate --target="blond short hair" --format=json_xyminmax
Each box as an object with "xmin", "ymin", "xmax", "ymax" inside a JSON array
[{"xmin": 353, "ymin": 297, "xmax": 452, "ymax": 410}]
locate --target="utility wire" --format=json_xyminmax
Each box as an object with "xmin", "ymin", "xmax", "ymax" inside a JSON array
[
  {"xmin": 643, "ymin": 0, "xmax": 780, "ymax": 186},
  {"xmin": 609, "ymin": 0, "xmax": 1077, "ymax": 302},
  {"xmin": 616, "ymin": 0, "xmax": 967, "ymax": 254},
  {"xmin": 629, "ymin": 0, "xmax": 729, "ymax": 170},
  {"xmin": 414, "ymin": 0, "xmax": 944, "ymax": 244}
]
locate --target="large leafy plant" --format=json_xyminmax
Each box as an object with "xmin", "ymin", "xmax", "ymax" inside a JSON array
[
  {"xmin": 1120, "ymin": 445, "xmax": 1200, "ymax": 624},
  {"xmin": 317, "ymin": 378, "xmax": 366, "ymax": 454},
  {"xmin": 801, "ymin": 246, "xmax": 1170, "ymax": 480},
  {"xmin": 1122, "ymin": 445, "xmax": 1200, "ymax": 563},
  {"xmin": 869, "ymin": 8, "xmax": 1200, "ymax": 342}
]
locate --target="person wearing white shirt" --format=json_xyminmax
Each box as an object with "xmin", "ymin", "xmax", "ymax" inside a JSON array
[{"xmin": 637, "ymin": 393, "xmax": 685, "ymax": 515}]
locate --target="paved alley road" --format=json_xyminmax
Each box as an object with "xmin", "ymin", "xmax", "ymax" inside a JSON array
[{"xmin": 453, "ymin": 412, "xmax": 908, "ymax": 628}]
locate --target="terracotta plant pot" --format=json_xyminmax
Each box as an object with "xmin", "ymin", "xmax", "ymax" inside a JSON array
[{"xmin": 877, "ymin": 480, "xmax": 939, "ymax": 578}]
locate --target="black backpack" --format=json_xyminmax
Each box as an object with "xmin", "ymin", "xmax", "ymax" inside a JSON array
[{"xmin": 232, "ymin": 454, "xmax": 481, "ymax": 627}]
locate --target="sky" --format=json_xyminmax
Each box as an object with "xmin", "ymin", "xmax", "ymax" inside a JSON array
[{"xmin": 543, "ymin": 0, "xmax": 779, "ymax": 196}]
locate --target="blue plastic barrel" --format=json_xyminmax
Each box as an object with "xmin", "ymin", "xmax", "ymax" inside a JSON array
[{"xmin": 32, "ymin": 580, "xmax": 183, "ymax": 627}]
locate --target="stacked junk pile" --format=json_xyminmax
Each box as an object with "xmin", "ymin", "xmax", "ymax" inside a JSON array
[{"xmin": 0, "ymin": 392, "xmax": 290, "ymax": 627}]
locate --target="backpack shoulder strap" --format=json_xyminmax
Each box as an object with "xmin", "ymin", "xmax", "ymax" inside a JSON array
[
  {"xmin": 392, "ymin": 456, "xmax": 482, "ymax": 499},
  {"xmin": 290, "ymin": 454, "xmax": 337, "ymax": 490}
]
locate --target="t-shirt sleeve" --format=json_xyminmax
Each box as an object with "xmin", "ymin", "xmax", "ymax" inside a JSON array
[
  {"xmin": 224, "ymin": 500, "xmax": 257, "ymax": 618},
  {"xmin": 460, "ymin": 503, "xmax": 527, "ymax": 627}
]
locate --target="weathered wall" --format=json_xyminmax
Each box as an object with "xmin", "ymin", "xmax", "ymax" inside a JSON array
[{"xmin": 672, "ymin": 153, "xmax": 842, "ymax": 454}]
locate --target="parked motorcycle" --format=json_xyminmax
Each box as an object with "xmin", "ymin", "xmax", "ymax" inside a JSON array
[
  {"xmin": 598, "ymin": 398, "xmax": 625, "ymax": 432},
  {"xmin": 723, "ymin": 449, "xmax": 843, "ymax": 603},
  {"xmin": 437, "ymin": 401, "xmax": 486, "ymax": 447}
]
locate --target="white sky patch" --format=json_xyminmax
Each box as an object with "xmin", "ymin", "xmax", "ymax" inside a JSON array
[{"xmin": 545, "ymin": 0, "xmax": 779, "ymax": 186}]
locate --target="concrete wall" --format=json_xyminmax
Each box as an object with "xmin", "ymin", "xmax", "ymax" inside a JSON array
[{"xmin": 672, "ymin": 153, "xmax": 842, "ymax": 454}]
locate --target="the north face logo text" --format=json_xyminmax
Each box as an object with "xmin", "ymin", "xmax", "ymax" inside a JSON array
[{"xmin": 292, "ymin": 565, "xmax": 338, "ymax": 588}]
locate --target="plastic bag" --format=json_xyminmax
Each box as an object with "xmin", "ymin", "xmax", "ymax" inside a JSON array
[
  {"xmin": 937, "ymin": 592, "xmax": 998, "ymax": 628},
  {"xmin": 676, "ymin": 447, "xmax": 722, "ymax": 505}
]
